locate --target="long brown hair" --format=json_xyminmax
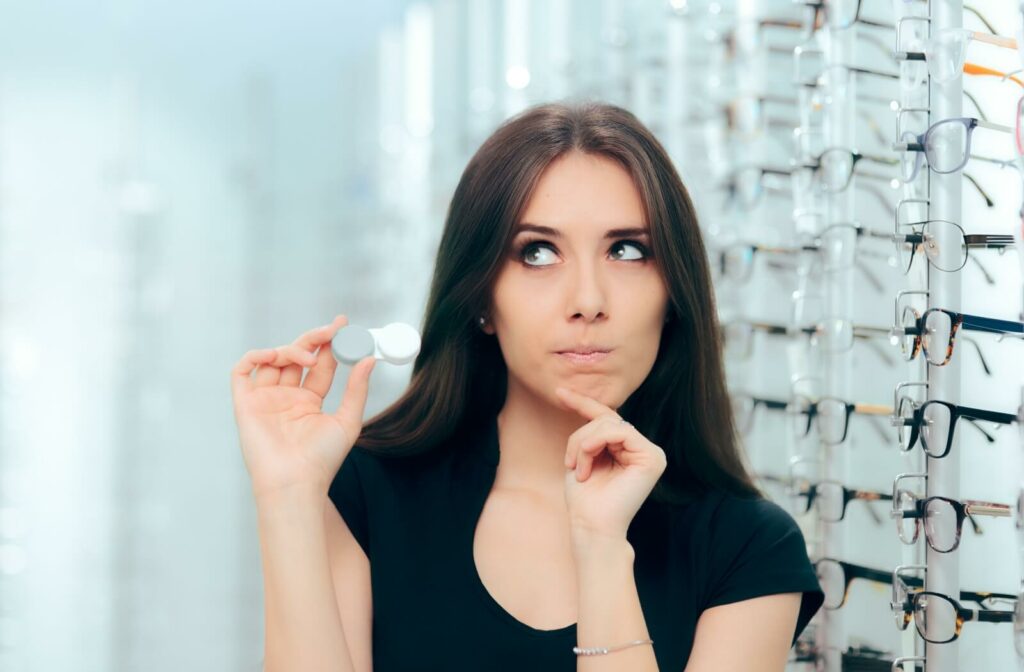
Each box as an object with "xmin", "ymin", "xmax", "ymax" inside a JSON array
[{"xmin": 354, "ymin": 99, "xmax": 761, "ymax": 504}]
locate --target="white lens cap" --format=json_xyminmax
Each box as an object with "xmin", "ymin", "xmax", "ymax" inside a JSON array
[{"xmin": 331, "ymin": 321, "xmax": 421, "ymax": 366}]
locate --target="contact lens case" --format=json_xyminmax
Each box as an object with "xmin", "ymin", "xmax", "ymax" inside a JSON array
[{"xmin": 331, "ymin": 322, "xmax": 421, "ymax": 366}]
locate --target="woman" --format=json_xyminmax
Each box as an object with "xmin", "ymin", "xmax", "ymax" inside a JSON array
[{"xmin": 230, "ymin": 100, "xmax": 824, "ymax": 672}]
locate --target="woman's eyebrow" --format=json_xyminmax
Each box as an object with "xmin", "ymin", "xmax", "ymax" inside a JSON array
[{"xmin": 514, "ymin": 223, "xmax": 650, "ymax": 239}]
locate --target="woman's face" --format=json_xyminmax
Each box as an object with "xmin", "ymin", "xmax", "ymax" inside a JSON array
[{"xmin": 485, "ymin": 151, "xmax": 671, "ymax": 411}]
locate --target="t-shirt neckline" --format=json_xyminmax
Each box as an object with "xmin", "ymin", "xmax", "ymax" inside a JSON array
[{"xmin": 463, "ymin": 413, "xmax": 578, "ymax": 639}]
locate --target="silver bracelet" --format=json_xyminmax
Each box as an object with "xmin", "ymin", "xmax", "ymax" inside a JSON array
[{"xmin": 573, "ymin": 638, "xmax": 653, "ymax": 656}]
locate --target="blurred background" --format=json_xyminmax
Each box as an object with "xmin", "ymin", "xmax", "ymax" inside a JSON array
[{"xmin": 2, "ymin": 1, "xmax": 1023, "ymax": 671}]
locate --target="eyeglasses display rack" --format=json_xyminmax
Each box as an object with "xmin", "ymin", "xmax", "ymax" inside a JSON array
[{"xmin": 672, "ymin": 0, "xmax": 1024, "ymax": 670}]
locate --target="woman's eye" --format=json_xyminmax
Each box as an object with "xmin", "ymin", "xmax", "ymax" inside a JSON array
[
  {"xmin": 610, "ymin": 240, "xmax": 648, "ymax": 261},
  {"xmin": 518, "ymin": 240, "xmax": 650, "ymax": 267},
  {"xmin": 520, "ymin": 243, "xmax": 557, "ymax": 267}
]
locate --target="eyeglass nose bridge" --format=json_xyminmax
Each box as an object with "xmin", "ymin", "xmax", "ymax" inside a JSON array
[
  {"xmin": 894, "ymin": 106, "xmax": 930, "ymax": 151},
  {"xmin": 787, "ymin": 455, "xmax": 820, "ymax": 489},
  {"xmin": 895, "ymin": 197, "xmax": 929, "ymax": 235},
  {"xmin": 893, "ymin": 15, "xmax": 931, "ymax": 61},
  {"xmin": 790, "ymin": 289, "xmax": 824, "ymax": 327},
  {"xmin": 893, "ymin": 563, "xmax": 928, "ymax": 583},
  {"xmin": 891, "ymin": 289, "xmax": 929, "ymax": 339},
  {"xmin": 792, "ymin": 44, "xmax": 825, "ymax": 87},
  {"xmin": 789, "ymin": 373, "xmax": 822, "ymax": 400},
  {"xmin": 891, "ymin": 381, "xmax": 928, "ymax": 427},
  {"xmin": 891, "ymin": 656, "xmax": 926, "ymax": 672},
  {"xmin": 891, "ymin": 563, "xmax": 928, "ymax": 607},
  {"xmin": 890, "ymin": 472, "xmax": 928, "ymax": 517}
]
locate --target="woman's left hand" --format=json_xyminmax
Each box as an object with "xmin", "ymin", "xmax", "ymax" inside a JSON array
[{"xmin": 556, "ymin": 386, "xmax": 667, "ymax": 542}]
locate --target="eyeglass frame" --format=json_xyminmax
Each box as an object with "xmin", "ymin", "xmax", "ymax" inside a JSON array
[
  {"xmin": 891, "ymin": 564, "xmax": 1017, "ymax": 643},
  {"xmin": 891, "ymin": 218, "xmax": 1013, "ymax": 279},
  {"xmin": 894, "ymin": 116, "xmax": 1017, "ymax": 183},
  {"xmin": 890, "ymin": 301, "xmax": 1023, "ymax": 368},
  {"xmin": 730, "ymin": 392, "xmax": 788, "ymax": 435},
  {"xmin": 796, "ymin": 62, "xmax": 899, "ymax": 89},
  {"xmin": 719, "ymin": 165, "xmax": 793, "ymax": 211},
  {"xmin": 890, "ymin": 476, "xmax": 1012, "ymax": 552},
  {"xmin": 889, "ymin": 289, "xmax": 996, "ymax": 374},
  {"xmin": 793, "ymin": 146, "xmax": 899, "ymax": 193},
  {"xmin": 796, "ymin": 0, "xmax": 891, "ymax": 36},
  {"xmin": 788, "ymin": 395, "xmax": 892, "ymax": 445},
  {"xmin": 723, "ymin": 317, "xmax": 892, "ymax": 359},
  {"xmin": 892, "ymin": 395, "xmax": 1017, "ymax": 458},
  {"xmin": 896, "ymin": 23, "xmax": 1023, "ymax": 85},
  {"xmin": 790, "ymin": 478, "xmax": 894, "ymax": 522},
  {"xmin": 900, "ymin": 589, "xmax": 1015, "ymax": 643},
  {"xmin": 814, "ymin": 557, "xmax": 892, "ymax": 610},
  {"xmin": 713, "ymin": 242, "xmax": 817, "ymax": 284}
]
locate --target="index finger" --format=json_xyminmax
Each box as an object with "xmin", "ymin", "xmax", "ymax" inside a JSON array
[
  {"xmin": 294, "ymin": 314, "xmax": 349, "ymax": 350},
  {"xmin": 554, "ymin": 386, "xmax": 615, "ymax": 421},
  {"xmin": 230, "ymin": 348, "xmax": 277, "ymax": 397}
]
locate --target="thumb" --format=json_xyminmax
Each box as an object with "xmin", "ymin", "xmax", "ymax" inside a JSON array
[{"xmin": 332, "ymin": 355, "xmax": 376, "ymax": 437}]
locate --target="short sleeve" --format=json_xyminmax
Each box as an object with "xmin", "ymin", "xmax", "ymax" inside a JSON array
[
  {"xmin": 327, "ymin": 448, "xmax": 371, "ymax": 558},
  {"xmin": 703, "ymin": 495, "xmax": 824, "ymax": 645}
]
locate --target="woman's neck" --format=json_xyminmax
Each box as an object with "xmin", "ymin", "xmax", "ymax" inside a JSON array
[{"xmin": 493, "ymin": 382, "xmax": 592, "ymax": 500}]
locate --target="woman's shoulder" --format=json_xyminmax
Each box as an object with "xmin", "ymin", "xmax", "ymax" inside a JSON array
[
  {"xmin": 340, "ymin": 434, "xmax": 480, "ymax": 492},
  {"xmin": 706, "ymin": 490, "xmax": 797, "ymax": 527},
  {"xmin": 653, "ymin": 487, "xmax": 803, "ymax": 546},
  {"xmin": 345, "ymin": 418, "xmax": 497, "ymax": 477}
]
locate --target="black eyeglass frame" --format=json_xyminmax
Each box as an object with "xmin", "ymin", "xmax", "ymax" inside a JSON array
[
  {"xmin": 891, "ymin": 491, "xmax": 1012, "ymax": 552},
  {"xmin": 893, "ymin": 397, "xmax": 1017, "ymax": 458},
  {"xmin": 791, "ymin": 479, "xmax": 894, "ymax": 522}
]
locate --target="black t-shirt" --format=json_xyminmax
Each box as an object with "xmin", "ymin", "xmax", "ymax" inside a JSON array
[{"xmin": 328, "ymin": 413, "xmax": 824, "ymax": 671}]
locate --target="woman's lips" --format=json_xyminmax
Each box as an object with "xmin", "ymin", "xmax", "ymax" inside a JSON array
[{"xmin": 556, "ymin": 350, "xmax": 611, "ymax": 364}]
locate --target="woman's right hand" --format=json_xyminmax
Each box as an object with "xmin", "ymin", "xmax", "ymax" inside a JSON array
[{"xmin": 230, "ymin": 315, "xmax": 377, "ymax": 501}]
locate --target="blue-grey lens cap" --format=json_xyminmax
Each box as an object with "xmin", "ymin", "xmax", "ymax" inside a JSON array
[{"xmin": 331, "ymin": 325, "xmax": 375, "ymax": 365}]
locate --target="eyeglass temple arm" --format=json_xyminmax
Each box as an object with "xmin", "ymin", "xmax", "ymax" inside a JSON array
[
  {"xmin": 855, "ymin": 170, "xmax": 897, "ymax": 184},
  {"xmin": 963, "ymin": 417, "xmax": 998, "ymax": 443},
  {"xmin": 857, "ymin": 109, "xmax": 888, "ymax": 146},
  {"xmin": 963, "ymin": 406, "xmax": 1018, "ymax": 427},
  {"xmin": 861, "ymin": 153, "xmax": 899, "ymax": 166},
  {"xmin": 853, "ymin": 325, "xmax": 893, "ymax": 339},
  {"xmin": 962, "ymin": 172, "xmax": 995, "ymax": 208},
  {"xmin": 853, "ymin": 489, "xmax": 894, "ymax": 503},
  {"xmin": 968, "ymin": 154, "xmax": 1017, "ymax": 170},
  {"xmin": 845, "ymin": 562, "xmax": 893, "ymax": 585},
  {"xmin": 967, "ymin": 254, "xmax": 997, "ymax": 285},
  {"xmin": 963, "ymin": 4, "xmax": 999, "ymax": 36},
  {"xmin": 961, "ymin": 313, "xmax": 1024, "ymax": 337},
  {"xmin": 747, "ymin": 320, "xmax": 788, "ymax": 335},
  {"xmin": 964, "ymin": 234, "xmax": 1015, "ymax": 248},
  {"xmin": 758, "ymin": 397, "xmax": 790, "ymax": 411},
  {"xmin": 963, "ymin": 500, "xmax": 1013, "ymax": 517},
  {"xmin": 959, "ymin": 589, "xmax": 1018, "ymax": 608},
  {"xmin": 960, "ymin": 335, "xmax": 992, "ymax": 375},
  {"xmin": 850, "ymin": 489, "xmax": 893, "ymax": 525},
  {"xmin": 969, "ymin": 32, "xmax": 1018, "ymax": 50},
  {"xmin": 963, "ymin": 62, "xmax": 1024, "ymax": 88},
  {"xmin": 972, "ymin": 609, "xmax": 1015, "ymax": 623}
]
